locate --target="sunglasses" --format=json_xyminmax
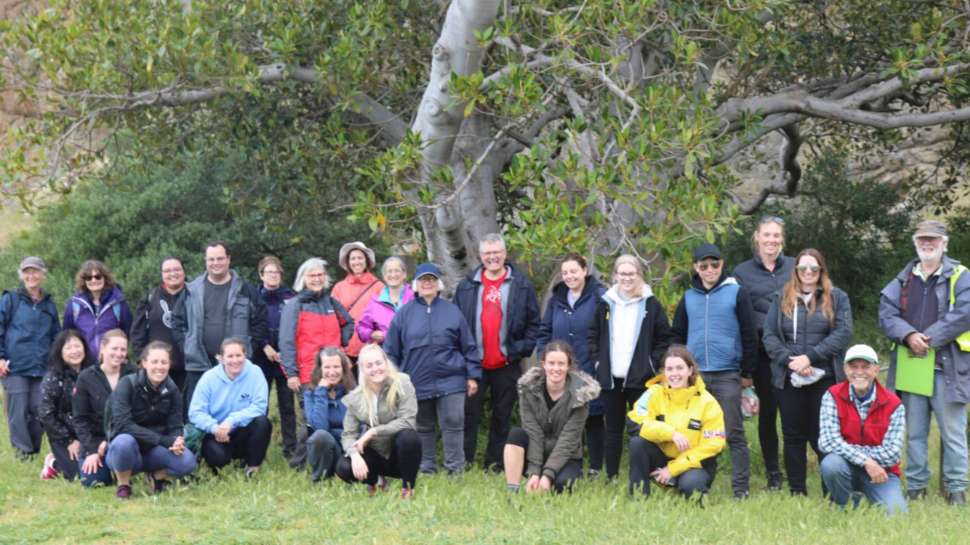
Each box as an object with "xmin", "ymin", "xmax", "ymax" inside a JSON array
[
  {"xmin": 697, "ymin": 260, "xmax": 722, "ymax": 271},
  {"xmin": 83, "ymin": 273, "xmax": 104, "ymax": 281},
  {"xmin": 796, "ymin": 265, "xmax": 820, "ymax": 273}
]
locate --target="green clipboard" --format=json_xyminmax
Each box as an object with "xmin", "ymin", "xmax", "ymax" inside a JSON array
[{"xmin": 895, "ymin": 347, "xmax": 935, "ymax": 396}]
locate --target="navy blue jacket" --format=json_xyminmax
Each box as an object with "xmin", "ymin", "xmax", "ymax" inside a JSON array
[
  {"xmin": 304, "ymin": 384, "xmax": 347, "ymax": 443},
  {"xmin": 385, "ymin": 296, "xmax": 481, "ymax": 401},
  {"xmin": 453, "ymin": 264, "xmax": 540, "ymax": 366},
  {"xmin": 0, "ymin": 287, "xmax": 60, "ymax": 376}
]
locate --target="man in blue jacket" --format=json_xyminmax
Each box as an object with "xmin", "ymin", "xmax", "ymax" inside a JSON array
[
  {"xmin": 672, "ymin": 243, "xmax": 758, "ymax": 499},
  {"xmin": 454, "ymin": 234, "xmax": 540, "ymax": 471},
  {"xmin": 0, "ymin": 257, "xmax": 60, "ymax": 460}
]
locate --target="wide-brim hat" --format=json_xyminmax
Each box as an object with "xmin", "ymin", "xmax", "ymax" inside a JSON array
[{"xmin": 338, "ymin": 242, "xmax": 376, "ymax": 272}]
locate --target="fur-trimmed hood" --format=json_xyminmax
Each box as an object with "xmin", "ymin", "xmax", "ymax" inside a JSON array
[{"xmin": 518, "ymin": 365, "xmax": 601, "ymax": 408}]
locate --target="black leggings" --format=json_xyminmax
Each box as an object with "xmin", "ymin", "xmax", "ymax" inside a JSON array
[
  {"xmin": 776, "ymin": 378, "xmax": 833, "ymax": 493},
  {"xmin": 754, "ymin": 343, "xmax": 781, "ymax": 477},
  {"xmin": 336, "ymin": 429, "xmax": 422, "ymax": 489},
  {"xmin": 201, "ymin": 415, "xmax": 272, "ymax": 470},
  {"xmin": 586, "ymin": 413, "xmax": 605, "ymax": 472},
  {"xmin": 602, "ymin": 386, "xmax": 645, "ymax": 479},
  {"xmin": 506, "ymin": 427, "xmax": 582, "ymax": 493}
]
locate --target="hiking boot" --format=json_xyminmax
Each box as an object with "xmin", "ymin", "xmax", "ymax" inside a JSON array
[
  {"xmin": 947, "ymin": 491, "xmax": 966, "ymax": 506},
  {"xmin": 734, "ymin": 490, "xmax": 750, "ymax": 501},
  {"xmin": 115, "ymin": 484, "xmax": 132, "ymax": 500},
  {"xmin": 767, "ymin": 472, "xmax": 783, "ymax": 491},
  {"xmin": 40, "ymin": 453, "xmax": 59, "ymax": 480},
  {"xmin": 907, "ymin": 488, "xmax": 927, "ymax": 501}
]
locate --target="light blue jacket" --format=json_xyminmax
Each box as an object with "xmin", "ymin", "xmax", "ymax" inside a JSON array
[{"xmin": 188, "ymin": 360, "xmax": 268, "ymax": 433}]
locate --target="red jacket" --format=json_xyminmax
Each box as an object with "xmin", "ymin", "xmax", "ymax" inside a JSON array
[{"xmin": 828, "ymin": 380, "xmax": 902, "ymax": 476}]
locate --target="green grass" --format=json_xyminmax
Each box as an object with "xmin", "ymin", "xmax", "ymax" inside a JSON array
[{"xmin": 0, "ymin": 397, "xmax": 964, "ymax": 545}]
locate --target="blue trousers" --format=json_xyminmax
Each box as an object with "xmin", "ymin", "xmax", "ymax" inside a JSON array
[
  {"xmin": 820, "ymin": 454, "xmax": 907, "ymax": 516},
  {"xmin": 106, "ymin": 434, "xmax": 197, "ymax": 477}
]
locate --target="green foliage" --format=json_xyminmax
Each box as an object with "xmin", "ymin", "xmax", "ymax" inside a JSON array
[{"xmin": 0, "ymin": 144, "xmax": 376, "ymax": 305}]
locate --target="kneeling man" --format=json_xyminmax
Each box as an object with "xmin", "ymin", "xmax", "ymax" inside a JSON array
[{"xmin": 818, "ymin": 344, "xmax": 906, "ymax": 515}]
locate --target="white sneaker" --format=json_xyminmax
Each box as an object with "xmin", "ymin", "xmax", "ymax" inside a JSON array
[{"xmin": 40, "ymin": 453, "xmax": 58, "ymax": 480}]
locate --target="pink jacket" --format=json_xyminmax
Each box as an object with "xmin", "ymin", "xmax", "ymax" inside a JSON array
[{"xmin": 356, "ymin": 285, "xmax": 415, "ymax": 343}]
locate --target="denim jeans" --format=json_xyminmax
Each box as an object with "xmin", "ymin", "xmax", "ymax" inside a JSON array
[
  {"xmin": 417, "ymin": 392, "xmax": 465, "ymax": 473},
  {"xmin": 901, "ymin": 371, "xmax": 969, "ymax": 493},
  {"xmin": 105, "ymin": 434, "xmax": 197, "ymax": 477},
  {"xmin": 820, "ymin": 454, "xmax": 907, "ymax": 515}
]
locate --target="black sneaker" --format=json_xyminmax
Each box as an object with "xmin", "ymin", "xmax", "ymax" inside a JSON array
[
  {"xmin": 767, "ymin": 472, "xmax": 783, "ymax": 491},
  {"xmin": 153, "ymin": 478, "xmax": 169, "ymax": 494},
  {"xmin": 947, "ymin": 491, "xmax": 966, "ymax": 506},
  {"xmin": 734, "ymin": 490, "xmax": 750, "ymax": 501},
  {"xmin": 907, "ymin": 488, "xmax": 927, "ymax": 501}
]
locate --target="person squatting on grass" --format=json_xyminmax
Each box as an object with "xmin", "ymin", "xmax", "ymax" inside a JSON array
[
  {"xmin": 671, "ymin": 243, "xmax": 757, "ymax": 500},
  {"xmin": 384, "ymin": 262, "xmax": 480, "ymax": 475},
  {"xmin": 336, "ymin": 344, "xmax": 421, "ymax": 498},
  {"xmin": 106, "ymin": 341, "xmax": 196, "ymax": 499},
  {"xmin": 590, "ymin": 254, "xmax": 673, "ymax": 481},
  {"xmin": 38, "ymin": 329, "xmax": 93, "ymax": 481},
  {"xmin": 763, "ymin": 248, "xmax": 853, "ymax": 496},
  {"xmin": 503, "ymin": 341, "xmax": 601, "ymax": 494},
  {"xmin": 818, "ymin": 344, "xmax": 907, "ymax": 515},
  {"xmin": 535, "ymin": 254, "xmax": 608, "ymax": 478},
  {"xmin": 189, "ymin": 337, "xmax": 271, "ymax": 478},
  {"xmin": 627, "ymin": 345, "xmax": 726, "ymax": 499},
  {"xmin": 72, "ymin": 329, "xmax": 135, "ymax": 486},
  {"xmin": 732, "ymin": 215, "xmax": 793, "ymax": 491},
  {"xmin": 303, "ymin": 347, "xmax": 356, "ymax": 482},
  {"xmin": 0, "ymin": 256, "xmax": 61, "ymax": 461},
  {"xmin": 879, "ymin": 219, "xmax": 970, "ymax": 506}
]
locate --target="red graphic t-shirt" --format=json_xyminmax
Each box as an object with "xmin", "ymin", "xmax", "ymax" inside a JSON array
[{"xmin": 480, "ymin": 271, "xmax": 507, "ymax": 370}]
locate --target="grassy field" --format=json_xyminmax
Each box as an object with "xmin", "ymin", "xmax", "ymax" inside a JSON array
[{"xmin": 0, "ymin": 399, "xmax": 964, "ymax": 545}]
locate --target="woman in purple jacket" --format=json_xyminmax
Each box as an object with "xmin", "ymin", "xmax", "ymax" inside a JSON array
[
  {"xmin": 62, "ymin": 260, "xmax": 133, "ymax": 353},
  {"xmin": 356, "ymin": 257, "xmax": 414, "ymax": 345}
]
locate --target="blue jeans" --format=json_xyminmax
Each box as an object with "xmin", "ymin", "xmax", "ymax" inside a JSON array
[
  {"xmin": 417, "ymin": 392, "xmax": 465, "ymax": 473},
  {"xmin": 901, "ymin": 371, "xmax": 969, "ymax": 493},
  {"xmin": 820, "ymin": 454, "xmax": 907, "ymax": 516},
  {"xmin": 106, "ymin": 434, "xmax": 197, "ymax": 477}
]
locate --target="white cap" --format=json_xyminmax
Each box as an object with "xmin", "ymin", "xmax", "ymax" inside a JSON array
[{"xmin": 844, "ymin": 344, "xmax": 879, "ymax": 365}]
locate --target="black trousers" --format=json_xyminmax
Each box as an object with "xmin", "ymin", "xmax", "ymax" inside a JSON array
[
  {"xmin": 628, "ymin": 436, "xmax": 716, "ymax": 497},
  {"xmin": 506, "ymin": 426, "xmax": 582, "ymax": 493},
  {"xmin": 183, "ymin": 370, "xmax": 205, "ymax": 418},
  {"xmin": 201, "ymin": 415, "xmax": 272, "ymax": 470},
  {"xmin": 754, "ymin": 343, "xmax": 781, "ymax": 477},
  {"xmin": 49, "ymin": 437, "xmax": 80, "ymax": 481},
  {"xmin": 464, "ymin": 363, "xmax": 521, "ymax": 468},
  {"xmin": 336, "ymin": 429, "xmax": 422, "ymax": 489},
  {"xmin": 601, "ymin": 385, "xmax": 645, "ymax": 479},
  {"xmin": 257, "ymin": 361, "xmax": 298, "ymax": 455},
  {"xmin": 775, "ymin": 377, "xmax": 834, "ymax": 493},
  {"xmin": 586, "ymin": 413, "xmax": 605, "ymax": 472}
]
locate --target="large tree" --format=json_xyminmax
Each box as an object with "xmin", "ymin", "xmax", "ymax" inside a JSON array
[{"xmin": 2, "ymin": 0, "xmax": 968, "ymax": 297}]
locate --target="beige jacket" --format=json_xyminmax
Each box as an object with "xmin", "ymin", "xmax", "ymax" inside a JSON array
[{"xmin": 341, "ymin": 373, "xmax": 418, "ymax": 459}]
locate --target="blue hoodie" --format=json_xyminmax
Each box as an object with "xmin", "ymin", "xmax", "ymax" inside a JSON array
[{"xmin": 188, "ymin": 360, "xmax": 268, "ymax": 433}]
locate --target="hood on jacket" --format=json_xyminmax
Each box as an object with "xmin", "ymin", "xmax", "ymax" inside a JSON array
[
  {"xmin": 690, "ymin": 270, "xmax": 737, "ymax": 293},
  {"xmin": 551, "ymin": 275, "xmax": 603, "ymax": 305},
  {"xmin": 894, "ymin": 254, "xmax": 961, "ymax": 282},
  {"xmin": 518, "ymin": 366, "xmax": 602, "ymax": 408},
  {"xmin": 603, "ymin": 282, "xmax": 654, "ymax": 305}
]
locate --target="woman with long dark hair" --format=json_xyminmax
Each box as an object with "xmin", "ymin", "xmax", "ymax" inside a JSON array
[
  {"xmin": 62, "ymin": 260, "xmax": 132, "ymax": 352},
  {"xmin": 38, "ymin": 329, "xmax": 92, "ymax": 480},
  {"xmin": 763, "ymin": 248, "xmax": 853, "ymax": 496}
]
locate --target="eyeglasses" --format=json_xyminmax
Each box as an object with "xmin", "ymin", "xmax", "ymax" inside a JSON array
[
  {"xmin": 796, "ymin": 265, "xmax": 821, "ymax": 273},
  {"xmin": 696, "ymin": 260, "xmax": 722, "ymax": 272},
  {"xmin": 161, "ymin": 268, "xmax": 183, "ymax": 274},
  {"xmin": 83, "ymin": 274, "xmax": 104, "ymax": 281},
  {"xmin": 261, "ymin": 269, "xmax": 281, "ymax": 275}
]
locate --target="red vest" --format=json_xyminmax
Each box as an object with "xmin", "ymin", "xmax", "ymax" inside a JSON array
[
  {"xmin": 828, "ymin": 380, "xmax": 902, "ymax": 476},
  {"xmin": 295, "ymin": 311, "xmax": 342, "ymax": 384}
]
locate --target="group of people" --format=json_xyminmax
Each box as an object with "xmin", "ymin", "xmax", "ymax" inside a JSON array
[{"xmin": 1, "ymin": 219, "xmax": 968, "ymax": 514}]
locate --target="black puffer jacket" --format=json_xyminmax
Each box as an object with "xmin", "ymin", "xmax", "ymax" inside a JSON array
[
  {"xmin": 72, "ymin": 363, "xmax": 136, "ymax": 455},
  {"xmin": 38, "ymin": 365, "xmax": 87, "ymax": 442},
  {"xmin": 762, "ymin": 287, "xmax": 853, "ymax": 389},
  {"xmin": 108, "ymin": 369, "xmax": 184, "ymax": 449}
]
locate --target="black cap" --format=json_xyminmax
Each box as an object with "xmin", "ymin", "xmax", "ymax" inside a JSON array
[{"xmin": 692, "ymin": 243, "xmax": 721, "ymax": 262}]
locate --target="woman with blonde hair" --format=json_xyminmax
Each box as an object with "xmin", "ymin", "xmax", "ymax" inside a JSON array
[
  {"xmin": 336, "ymin": 343, "xmax": 421, "ymax": 498},
  {"xmin": 763, "ymin": 248, "xmax": 852, "ymax": 496},
  {"xmin": 589, "ymin": 254, "xmax": 672, "ymax": 480}
]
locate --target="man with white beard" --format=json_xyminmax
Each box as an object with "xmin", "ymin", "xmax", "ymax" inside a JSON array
[{"xmin": 879, "ymin": 219, "xmax": 970, "ymax": 506}]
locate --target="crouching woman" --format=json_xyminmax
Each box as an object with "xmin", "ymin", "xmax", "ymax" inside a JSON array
[
  {"xmin": 503, "ymin": 341, "xmax": 601, "ymax": 494},
  {"xmin": 628, "ymin": 345, "xmax": 725, "ymax": 499},
  {"xmin": 336, "ymin": 344, "xmax": 421, "ymax": 498},
  {"xmin": 106, "ymin": 342, "xmax": 196, "ymax": 498}
]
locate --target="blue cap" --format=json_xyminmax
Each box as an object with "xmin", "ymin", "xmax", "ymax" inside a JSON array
[{"xmin": 414, "ymin": 262, "xmax": 441, "ymax": 280}]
